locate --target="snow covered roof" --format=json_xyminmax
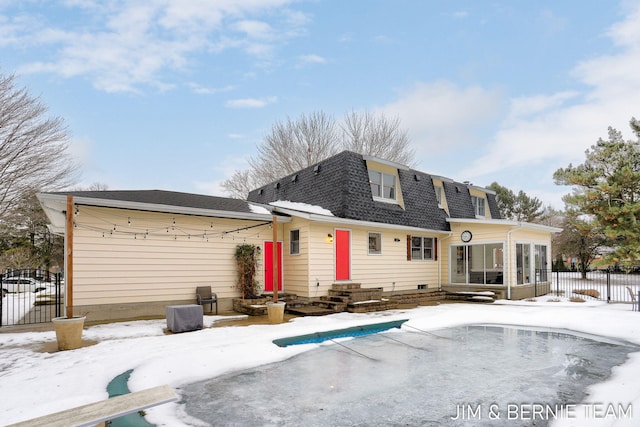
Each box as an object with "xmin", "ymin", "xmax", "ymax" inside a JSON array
[{"xmin": 269, "ymin": 200, "xmax": 333, "ymax": 216}]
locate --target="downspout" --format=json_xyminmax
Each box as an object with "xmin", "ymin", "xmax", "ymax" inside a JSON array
[
  {"xmin": 506, "ymin": 224, "xmax": 523, "ymax": 300},
  {"xmin": 438, "ymin": 232, "xmax": 453, "ymax": 291},
  {"xmin": 272, "ymin": 215, "xmax": 278, "ymax": 303},
  {"xmin": 65, "ymin": 195, "xmax": 74, "ymax": 318}
]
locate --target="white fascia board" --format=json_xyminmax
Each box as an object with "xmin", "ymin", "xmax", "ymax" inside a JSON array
[
  {"xmin": 272, "ymin": 206, "xmax": 450, "ymax": 235},
  {"xmin": 430, "ymin": 175, "xmax": 454, "ymax": 183},
  {"xmin": 446, "ymin": 217, "xmax": 562, "ymax": 233},
  {"xmin": 362, "ymin": 155, "xmax": 410, "ymax": 171},
  {"xmin": 37, "ymin": 193, "xmax": 289, "ymax": 224}
]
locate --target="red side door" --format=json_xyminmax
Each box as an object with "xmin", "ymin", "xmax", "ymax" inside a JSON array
[
  {"xmin": 335, "ymin": 229, "xmax": 351, "ymax": 281},
  {"xmin": 264, "ymin": 241, "xmax": 283, "ymax": 292}
]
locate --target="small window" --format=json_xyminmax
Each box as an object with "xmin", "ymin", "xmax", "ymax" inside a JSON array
[
  {"xmin": 471, "ymin": 196, "xmax": 486, "ymax": 217},
  {"xmin": 368, "ymin": 232, "xmax": 382, "ymax": 255},
  {"xmin": 409, "ymin": 236, "xmax": 435, "ymax": 261},
  {"xmin": 290, "ymin": 229, "xmax": 300, "ymax": 255},
  {"xmin": 435, "ymin": 186, "xmax": 443, "ymax": 206},
  {"xmin": 369, "ymin": 170, "xmax": 396, "ymax": 201}
]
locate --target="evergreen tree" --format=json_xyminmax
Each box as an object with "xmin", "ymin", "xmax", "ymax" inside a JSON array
[
  {"xmin": 487, "ymin": 182, "xmax": 543, "ymax": 222},
  {"xmin": 554, "ymin": 118, "xmax": 640, "ymax": 267}
]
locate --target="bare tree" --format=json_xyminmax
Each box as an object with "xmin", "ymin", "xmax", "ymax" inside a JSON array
[
  {"xmin": 341, "ymin": 110, "xmax": 415, "ymax": 166},
  {"xmin": 222, "ymin": 169, "xmax": 264, "ymax": 201},
  {"xmin": 222, "ymin": 109, "xmax": 415, "ymax": 199},
  {"xmin": 0, "ymin": 72, "xmax": 78, "ymax": 219},
  {"xmin": 250, "ymin": 111, "xmax": 341, "ymax": 183}
]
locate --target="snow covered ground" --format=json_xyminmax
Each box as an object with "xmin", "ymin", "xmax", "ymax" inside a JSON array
[{"xmin": 1, "ymin": 297, "xmax": 640, "ymax": 426}]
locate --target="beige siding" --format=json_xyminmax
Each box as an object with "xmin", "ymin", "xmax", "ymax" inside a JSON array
[
  {"xmin": 442, "ymin": 222, "xmax": 553, "ymax": 293},
  {"xmin": 300, "ymin": 221, "xmax": 440, "ymax": 296},
  {"xmin": 281, "ymin": 217, "xmax": 311, "ymax": 296},
  {"xmin": 72, "ymin": 206, "xmax": 276, "ymax": 307}
]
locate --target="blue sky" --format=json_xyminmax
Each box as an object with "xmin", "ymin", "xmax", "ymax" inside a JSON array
[{"xmin": 1, "ymin": 0, "xmax": 639, "ymax": 209}]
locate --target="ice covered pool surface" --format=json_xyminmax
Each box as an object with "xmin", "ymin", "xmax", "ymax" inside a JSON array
[{"xmin": 180, "ymin": 325, "xmax": 638, "ymax": 426}]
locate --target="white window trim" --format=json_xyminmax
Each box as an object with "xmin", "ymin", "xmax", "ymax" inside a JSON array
[
  {"xmin": 369, "ymin": 170, "xmax": 398, "ymax": 203},
  {"xmin": 289, "ymin": 229, "xmax": 300, "ymax": 256},
  {"xmin": 435, "ymin": 185, "xmax": 443, "ymax": 208},
  {"xmin": 410, "ymin": 236, "xmax": 435, "ymax": 261},
  {"xmin": 515, "ymin": 241, "xmax": 532, "ymax": 285},
  {"xmin": 472, "ymin": 195, "xmax": 486, "ymax": 218},
  {"xmin": 368, "ymin": 231, "xmax": 383, "ymax": 256}
]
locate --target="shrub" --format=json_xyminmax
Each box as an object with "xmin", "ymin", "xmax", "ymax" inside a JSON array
[
  {"xmin": 234, "ymin": 244, "xmax": 260, "ymax": 299},
  {"xmin": 573, "ymin": 289, "xmax": 600, "ymax": 299}
]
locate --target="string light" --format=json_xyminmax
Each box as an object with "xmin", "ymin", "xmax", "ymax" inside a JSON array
[{"xmin": 72, "ymin": 208, "xmax": 273, "ymax": 243}]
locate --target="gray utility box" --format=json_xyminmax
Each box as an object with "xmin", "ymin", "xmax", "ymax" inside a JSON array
[{"xmin": 166, "ymin": 304, "xmax": 203, "ymax": 333}]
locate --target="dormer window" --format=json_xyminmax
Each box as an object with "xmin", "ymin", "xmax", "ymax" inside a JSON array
[
  {"xmin": 472, "ymin": 195, "xmax": 486, "ymax": 217},
  {"xmin": 369, "ymin": 170, "xmax": 396, "ymax": 201},
  {"xmin": 363, "ymin": 155, "xmax": 406, "ymax": 207},
  {"xmin": 435, "ymin": 186, "xmax": 443, "ymax": 207}
]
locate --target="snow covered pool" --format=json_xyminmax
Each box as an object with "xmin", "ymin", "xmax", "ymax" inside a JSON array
[{"xmin": 180, "ymin": 325, "xmax": 638, "ymax": 426}]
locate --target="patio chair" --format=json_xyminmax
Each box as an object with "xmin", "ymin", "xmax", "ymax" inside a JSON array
[
  {"xmin": 196, "ymin": 286, "xmax": 218, "ymax": 314},
  {"xmin": 626, "ymin": 286, "xmax": 637, "ymax": 311}
]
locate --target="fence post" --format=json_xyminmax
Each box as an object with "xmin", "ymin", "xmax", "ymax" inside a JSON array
[
  {"xmin": 606, "ymin": 269, "xmax": 611, "ymax": 303},
  {"xmin": 0, "ymin": 274, "xmax": 3, "ymax": 327},
  {"xmin": 56, "ymin": 273, "xmax": 62, "ymax": 318}
]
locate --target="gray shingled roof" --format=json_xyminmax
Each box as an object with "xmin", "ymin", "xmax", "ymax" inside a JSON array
[
  {"xmin": 51, "ymin": 190, "xmax": 258, "ymax": 215},
  {"xmin": 247, "ymin": 151, "xmax": 501, "ymax": 231}
]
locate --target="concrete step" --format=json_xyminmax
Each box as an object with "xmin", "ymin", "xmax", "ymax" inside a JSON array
[{"xmin": 328, "ymin": 287, "xmax": 384, "ymax": 302}]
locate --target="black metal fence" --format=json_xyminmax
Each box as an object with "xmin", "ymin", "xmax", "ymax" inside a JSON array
[
  {"xmin": 0, "ymin": 269, "xmax": 63, "ymax": 327},
  {"xmin": 540, "ymin": 269, "xmax": 640, "ymax": 303}
]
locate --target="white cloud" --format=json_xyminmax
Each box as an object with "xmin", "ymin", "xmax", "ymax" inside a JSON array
[
  {"xmin": 188, "ymin": 83, "xmax": 235, "ymax": 95},
  {"xmin": 226, "ymin": 96, "xmax": 278, "ymax": 108},
  {"xmin": 4, "ymin": 0, "xmax": 307, "ymax": 93},
  {"xmin": 233, "ymin": 20, "xmax": 275, "ymax": 40},
  {"xmin": 193, "ymin": 179, "xmax": 227, "ymax": 197},
  {"xmin": 452, "ymin": 10, "xmax": 469, "ymax": 19},
  {"xmin": 298, "ymin": 54, "xmax": 326, "ymax": 65},
  {"xmin": 458, "ymin": 2, "xmax": 640, "ymax": 183},
  {"xmin": 381, "ymin": 80, "xmax": 503, "ymax": 156}
]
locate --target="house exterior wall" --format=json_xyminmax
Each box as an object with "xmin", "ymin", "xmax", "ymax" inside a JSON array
[
  {"xmin": 68, "ymin": 206, "xmax": 556, "ymax": 322},
  {"xmin": 70, "ymin": 205, "xmax": 277, "ymax": 321},
  {"xmin": 283, "ymin": 219, "xmax": 442, "ymax": 297},
  {"xmin": 281, "ymin": 216, "xmax": 311, "ymax": 296},
  {"xmin": 443, "ymin": 222, "xmax": 553, "ymax": 299}
]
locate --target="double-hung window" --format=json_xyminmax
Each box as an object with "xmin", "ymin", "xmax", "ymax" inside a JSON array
[
  {"xmin": 409, "ymin": 236, "xmax": 435, "ymax": 260},
  {"xmin": 289, "ymin": 229, "xmax": 300, "ymax": 255},
  {"xmin": 369, "ymin": 170, "xmax": 396, "ymax": 201},
  {"xmin": 435, "ymin": 186, "xmax": 443, "ymax": 206},
  {"xmin": 368, "ymin": 232, "xmax": 382, "ymax": 255},
  {"xmin": 516, "ymin": 243, "xmax": 531, "ymax": 284},
  {"xmin": 471, "ymin": 196, "xmax": 486, "ymax": 217}
]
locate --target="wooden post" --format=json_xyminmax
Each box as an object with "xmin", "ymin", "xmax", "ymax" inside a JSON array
[
  {"xmin": 272, "ymin": 215, "xmax": 278, "ymax": 303},
  {"xmin": 66, "ymin": 195, "xmax": 74, "ymax": 318}
]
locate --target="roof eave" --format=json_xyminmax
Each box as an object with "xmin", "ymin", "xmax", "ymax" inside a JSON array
[
  {"xmin": 271, "ymin": 206, "xmax": 450, "ymax": 234},
  {"xmin": 37, "ymin": 193, "xmax": 289, "ymax": 228},
  {"xmin": 446, "ymin": 217, "xmax": 562, "ymax": 233}
]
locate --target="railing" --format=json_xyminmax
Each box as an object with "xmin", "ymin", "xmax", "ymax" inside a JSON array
[
  {"xmin": 538, "ymin": 269, "xmax": 640, "ymax": 303},
  {"xmin": 0, "ymin": 270, "xmax": 63, "ymax": 327}
]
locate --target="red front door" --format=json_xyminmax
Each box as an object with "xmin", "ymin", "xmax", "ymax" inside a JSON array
[
  {"xmin": 335, "ymin": 229, "xmax": 351, "ymax": 281},
  {"xmin": 264, "ymin": 241, "xmax": 283, "ymax": 292}
]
